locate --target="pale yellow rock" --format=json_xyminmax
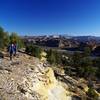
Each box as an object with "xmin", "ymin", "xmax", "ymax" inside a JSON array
[
  {"xmin": 32, "ymin": 67, "xmax": 68, "ymax": 100},
  {"xmin": 41, "ymin": 57, "xmax": 47, "ymax": 62},
  {"xmin": 41, "ymin": 52, "xmax": 47, "ymax": 57},
  {"xmin": 0, "ymin": 52, "xmax": 72, "ymax": 100},
  {"xmin": 94, "ymin": 90, "xmax": 100, "ymax": 96},
  {"xmin": 40, "ymin": 51, "xmax": 47, "ymax": 62},
  {"xmin": 48, "ymin": 85, "xmax": 67, "ymax": 100},
  {"xmin": 84, "ymin": 86, "xmax": 89, "ymax": 92}
]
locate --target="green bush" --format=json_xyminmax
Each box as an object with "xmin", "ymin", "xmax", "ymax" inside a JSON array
[
  {"xmin": 46, "ymin": 49, "xmax": 63, "ymax": 65},
  {"xmin": 84, "ymin": 46, "xmax": 91, "ymax": 57},
  {"xmin": 93, "ymin": 58, "xmax": 100, "ymax": 78},
  {"xmin": 25, "ymin": 45, "xmax": 42, "ymax": 59},
  {"xmin": 87, "ymin": 87, "xmax": 98, "ymax": 100},
  {"xmin": 0, "ymin": 27, "xmax": 10, "ymax": 49},
  {"xmin": 80, "ymin": 57, "xmax": 96, "ymax": 78},
  {"xmin": 46, "ymin": 49, "xmax": 56, "ymax": 64}
]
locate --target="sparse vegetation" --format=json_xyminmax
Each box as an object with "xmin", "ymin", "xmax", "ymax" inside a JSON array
[
  {"xmin": 83, "ymin": 46, "xmax": 91, "ymax": 57},
  {"xmin": 46, "ymin": 47, "xmax": 99, "ymax": 81},
  {"xmin": 93, "ymin": 57, "xmax": 100, "ymax": 78},
  {"xmin": 87, "ymin": 87, "xmax": 99, "ymax": 100},
  {"xmin": 25, "ymin": 45, "xmax": 42, "ymax": 59},
  {"xmin": 0, "ymin": 27, "xmax": 9, "ymax": 49},
  {"xmin": 46, "ymin": 49, "xmax": 64, "ymax": 65}
]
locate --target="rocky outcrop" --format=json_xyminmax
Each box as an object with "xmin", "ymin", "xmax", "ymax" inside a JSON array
[
  {"xmin": 0, "ymin": 52, "xmax": 99, "ymax": 100},
  {"xmin": 0, "ymin": 52, "xmax": 70, "ymax": 100}
]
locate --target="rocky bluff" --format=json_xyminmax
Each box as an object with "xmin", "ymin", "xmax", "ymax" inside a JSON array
[
  {"xmin": 0, "ymin": 52, "xmax": 99, "ymax": 100},
  {"xmin": 0, "ymin": 52, "xmax": 71, "ymax": 100}
]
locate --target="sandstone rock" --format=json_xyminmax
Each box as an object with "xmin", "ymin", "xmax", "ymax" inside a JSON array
[{"xmin": 0, "ymin": 53, "xmax": 71, "ymax": 100}]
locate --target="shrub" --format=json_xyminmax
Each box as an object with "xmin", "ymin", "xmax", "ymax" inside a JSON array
[
  {"xmin": 25, "ymin": 45, "xmax": 42, "ymax": 59},
  {"xmin": 87, "ymin": 87, "xmax": 98, "ymax": 100},
  {"xmin": 0, "ymin": 27, "xmax": 10, "ymax": 49}
]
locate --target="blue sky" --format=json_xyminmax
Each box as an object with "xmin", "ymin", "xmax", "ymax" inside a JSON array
[{"xmin": 0, "ymin": 0, "xmax": 100, "ymax": 36}]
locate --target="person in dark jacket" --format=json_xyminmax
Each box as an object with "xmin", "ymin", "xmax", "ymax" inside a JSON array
[{"xmin": 9, "ymin": 43, "xmax": 14, "ymax": 60}]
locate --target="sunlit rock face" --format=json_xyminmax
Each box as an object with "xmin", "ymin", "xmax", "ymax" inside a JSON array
[
  {"xmin": 0, "ymin": 53, "xmax": 70, "ymax": 100},
  {"xmin": 31, "ymin": 67, "xmax": 68, "ymax": 100}
]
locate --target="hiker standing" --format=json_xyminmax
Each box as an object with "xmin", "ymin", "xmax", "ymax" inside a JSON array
[{"xmin": 9, "ymin": 43, "xmax": 14, "ymax": 60}]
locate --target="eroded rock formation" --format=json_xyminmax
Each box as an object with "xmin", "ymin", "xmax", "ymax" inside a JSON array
[
  {"xmin": 0, "ymin": 52, "xmax": 99, "ymax": 100},
  {"xmin": 0, "ymin": 53, "xmax": 70, "ymax": 100}
]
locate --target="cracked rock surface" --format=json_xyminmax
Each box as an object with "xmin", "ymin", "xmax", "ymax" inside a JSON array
[{"xmin": 0, "ymin": 52, "xmax": 70, "ymax": 100}]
